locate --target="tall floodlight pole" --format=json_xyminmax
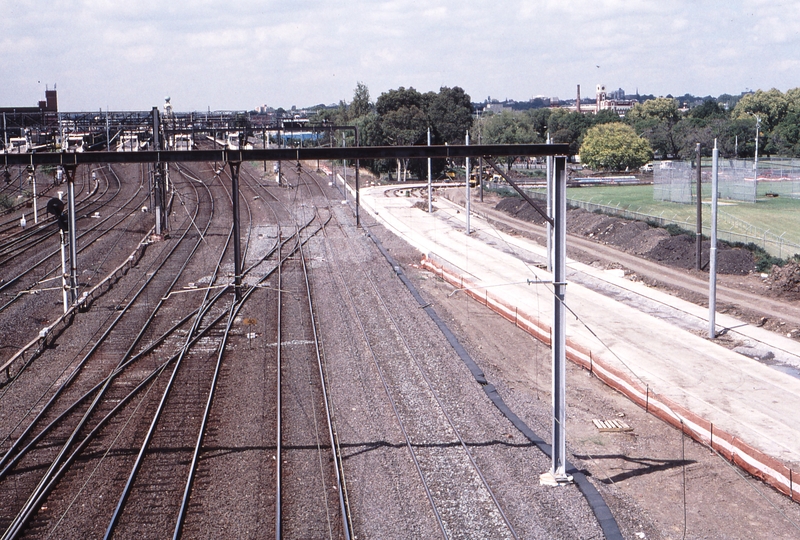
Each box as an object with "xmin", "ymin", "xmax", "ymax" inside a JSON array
[
  {"xmin": 427, "ymin": 127, "xmax": 432, "ymax": 213},
  {"xmin": 709, "ymin": 139, "xmax": 719, "ymax": 338},
  {"xmin": 542, "ymin": 156, "xmax": 571, "ymax": 485},
  {"xmin": 695, "ymin": 143, "xmax": 702, "ymax": 271},
  {"xmin": 465, "ymin": 130, "xmax": 471, "ymax": 235}
]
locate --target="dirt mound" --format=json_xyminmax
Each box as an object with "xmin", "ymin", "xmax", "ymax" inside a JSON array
[
  {"xmin": 412, "ymin": 201, "xmax": 436, "ymax": 212},
  {"xmin": 495, "ymin": 200, "xmax": 756, "ymax": 275},
  {"xmin": 495, "ymin": 197, "xmax": 549, "ymax": 224},
  {"xmin": 767, "ymin": 262, "xmax": 800, "ymax": 293}
]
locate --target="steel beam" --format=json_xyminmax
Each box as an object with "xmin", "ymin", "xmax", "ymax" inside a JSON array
[
  {"xmin": 3, "ymin": 143, "xmax": 570, "ymax": 167},
  {"xmin": 541, "ymin": 156, "xmax": 572, "ymax": 486},
  {"xmin": 64, "ymin": 165, "xmax": 78, "ymax": 305}
]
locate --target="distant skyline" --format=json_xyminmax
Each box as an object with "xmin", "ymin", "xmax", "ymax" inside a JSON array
[{"xmin": 2, "ymin": 1, "xmax": 799, "ymax": 112}]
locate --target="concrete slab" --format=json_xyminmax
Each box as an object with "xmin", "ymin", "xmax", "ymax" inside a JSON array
[{"xmin": 359, "ymin": 185, "xmax": 800, "ymax": 498}]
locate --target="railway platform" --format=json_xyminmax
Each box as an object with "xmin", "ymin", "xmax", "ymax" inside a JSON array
[{"xmin": 358, "ymin": 183, "xmax": 800, "ymax": 501}]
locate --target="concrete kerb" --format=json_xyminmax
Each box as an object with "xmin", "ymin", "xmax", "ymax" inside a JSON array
[{"xmin": 420, "ymin": 254, "xmax": 800, "ymax": 502}]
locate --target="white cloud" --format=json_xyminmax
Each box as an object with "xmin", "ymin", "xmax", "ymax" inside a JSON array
[{"xmin": 1, "ymin": 0, "xmax": 799, "ymax": 110}]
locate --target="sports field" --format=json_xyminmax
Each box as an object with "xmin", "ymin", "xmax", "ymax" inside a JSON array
[{"xmin": 554, "ymin": 183, "xmax": 800, "ymax": 258}]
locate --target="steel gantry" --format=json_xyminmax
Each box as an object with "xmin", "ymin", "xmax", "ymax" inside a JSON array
[{"xmin": 3, "ymin": 143, "xmax": 573, "ymax": 484}]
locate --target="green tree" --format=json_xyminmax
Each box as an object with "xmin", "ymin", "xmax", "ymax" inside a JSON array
[
  {"xmin": 580, "ymin": 123, "xmax": 652, "ymax": 171},
  {"xmin": 733, "ymin": 88, "xmax": 788, "ymax": 131},
  {"xmin": 546, "ymin": 109, "xmax": 594, "ymax": 155},
  {"xmin": 350, "ymin": 82, "xmax": 372, "ymax": 119},
  {"xmin": 427, "ymin": 86, "xmax": 473, "ymax": 144},
  {"xmin": 626, "ymin": 97, "xmax": 681, "ymax": 158},
  {"xmin": 478, "ymin": 111, "xmax": 539, "ymax": 169}
]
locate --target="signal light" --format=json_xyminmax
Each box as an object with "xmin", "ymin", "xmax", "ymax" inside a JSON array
[
  {"xmin": 47, "ymin": 197, "xmax": 65, "ymax": 217},
  {"xmin": 57, "ymin": 212, "xmax": 69, "ymax": 232}
]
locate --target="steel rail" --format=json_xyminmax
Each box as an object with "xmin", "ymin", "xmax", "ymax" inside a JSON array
[
  {"xmin": 0, "ymin": 165, "xmax": 106, "ymax": 262},
  {"xmin": 0, "ymin": 165, "xmax": 120, "ymax": 297},
  {"xmin": 0, "ymin": 165, "xmax": 147, "ymax": 315},
  {"xmin": 357, "ymin": 238, "xmax": 519, "ymax": 538},
  {"xmin": 160, "ymin": 212, "xmax": 329, "ymax": 538},
  {"xmin": 321, "ymin": 219, "xmax": 449, "ymax": 538},
  {"xmin": 2, "ymin": 170, "xmax": 214, "ymax": 539},
  {"xmin": 297, "ymin": 237, "xmax": 352, "ymax": 540}
]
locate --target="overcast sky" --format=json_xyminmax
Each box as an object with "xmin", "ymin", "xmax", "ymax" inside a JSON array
[{"xmin": 3, "ymin": 0, "xmax": 799, "ymax": 112}]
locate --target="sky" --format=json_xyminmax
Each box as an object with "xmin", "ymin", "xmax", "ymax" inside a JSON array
[{"xmin": 2, "ymin": 0, "xmax": 800, "ymax": 112}]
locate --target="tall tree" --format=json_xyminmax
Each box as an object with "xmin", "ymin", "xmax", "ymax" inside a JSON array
[
  {"xmin": 350, "ymin": 82, "xmax": 372, "ymax": 120},
  {"xmin": 427, "ymin": 86, "xmax": 473, "ymax": 144},
  {"xmin": 580, "ymin": 123, "xmax": 652, "ymax": 171}
]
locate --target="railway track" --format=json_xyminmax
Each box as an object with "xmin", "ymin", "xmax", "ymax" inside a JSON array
[
  {"xmin": 0, "ymin": 164, "xmax": 220, "ymax": 538},
  {"xmin": 0, "ymin": 158, "xmax": 352, "ymax": 538},
  {"xmin": 0, "ymin": 164, "xmax": 151, "ymax": 364},
  {"xmin": 318, "ymin": 189, "xmax": 518, "ymax": 538},
  {"xmin": 0, "ymin": 159, "xmax": 618, "ymax": 538}
]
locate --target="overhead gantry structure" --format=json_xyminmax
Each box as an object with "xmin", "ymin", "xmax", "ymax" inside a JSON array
[{"xmin": 3, "ymin": 142, "xmax": 574, "ymax": 485}]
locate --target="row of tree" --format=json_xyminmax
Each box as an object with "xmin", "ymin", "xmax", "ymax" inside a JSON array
[
  {"xmin": 314, "ymin": 83, "xmax": 473, "ymax": 179},
  {"xmin": 315, "ymin": 84, "xmax": 800, "ymax": 175}
]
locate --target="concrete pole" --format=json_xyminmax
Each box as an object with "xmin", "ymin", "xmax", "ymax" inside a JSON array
[
  {"xmin": 546, "ymin": 133, "xmax": 553, "ymax": 272},
  {"xmin": 465, "ymin": 130, "xmax": 471, "ymax": 235},
  {"xmin": 543, "ymin": 156, "xmax": 571, "ymax": 484},
  {"xmin": 427, "ymin": 127, "xmax": 432, "ymax": 213},
  {"xmin": 709, "ymin": 140, "xmax": 719, "ymax": 338},
  {"xmin": 229, "ymin": 161, "xmax": 243, "ymax": 301},
  {"xmin": 695, "ymin": 143, "xmax": 702, "ymax": 271}
]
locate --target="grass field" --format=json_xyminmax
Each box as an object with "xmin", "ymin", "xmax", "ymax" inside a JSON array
[{"xmin": 526, "ymin": 183, "xmax": 800, "ymax": 258}]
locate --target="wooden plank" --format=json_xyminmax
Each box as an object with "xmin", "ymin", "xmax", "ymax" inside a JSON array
[{"xmin": 593, "ymin": 419, "xmax": 634, "ymax": 432}]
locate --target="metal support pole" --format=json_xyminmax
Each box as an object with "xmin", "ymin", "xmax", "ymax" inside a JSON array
[
  {"xmin": 229, "ymin": 161, "xmax": 243, "ymax": 300},
  {"xmin": 479, "ymin": 131, "xmax": 484, "ymax": 203},
  {"xmin": 31, "ymin": 169, "xmax": 38, "ymax": 224},
  {"xmin": 154, "ymin": 168, "xmax": 162, "ymax": 235},
  {"xmin": 695, "ymin": 143, "xmax": 702, "ymax": 271},
  {"xmin": 355, "ymin": 128, "xmax": 361, "ymax": 228},
  {"xmin": 341, "ymin": 134, "xmax": 347, "ymax": 201},
  {"xmin": 546, "ymin": 133, "xmax": 553, "ymax": 272},
  {"xmin": 60, "ymin": 231, "xmax": 69, "ymax": 313},
  {"xmin": 355, "ymin": 158, "xmax": 360, "ymax": 228},
  {"xmin": 152, "ymin": 107, "xmax": 164, "ymax": 235},
  {"xmin": 709, "ymin": 140, "xmax": 719, "ymax": 338},
  {"xmin": 465, "ymin": 130, "xmax": 471, "ymax": 235},
  {"xmin": 427, "ymin": 127, "xmax": 432, "ymax": 213},
  {"xmin": 754, "ymin": 115, "xmax": 760, "ymax": 200},
  {"xmin": 542, "ymin": 156, "xmax": 571, "ymax": 485},
  {"xmin": 65, "ymin": 165, "xmax": 78, "ymax": 305}
]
